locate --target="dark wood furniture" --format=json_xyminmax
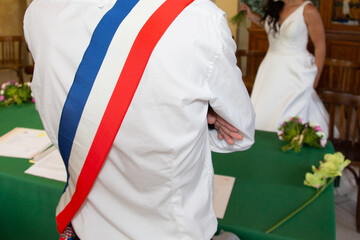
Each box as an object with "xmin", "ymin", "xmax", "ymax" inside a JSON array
[
  {"xmin": 321, "ymin": 90, "xmax": 360, "ymax": 232},
  {"xmin": 318, "ymin": 58, "xmax": 360, "ymax": 95},
  {"xmin": 0, "ymin": 36, "xmax": 24, "ymax": 83},
  {"xmin": 319, "ymin": 0, "xmax": 360, "ymax": 62},
  {"xmin": 24, "ymin": 64, "xmax": 34, "ymax": 82}
]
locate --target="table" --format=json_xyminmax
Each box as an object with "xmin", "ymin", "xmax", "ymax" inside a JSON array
[{"xmin": 0, "ymin": 103, "xmax": 335, "ymax": 240}]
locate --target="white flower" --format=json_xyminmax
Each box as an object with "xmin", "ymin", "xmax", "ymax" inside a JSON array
[
  {"xmin": 316, "ymin": 131, "xmax": 326, "ymax": 139},
  {"xmin": 284, "ymin": 116, "xmax": 292, "ymax": 122},
  {"xmin": 0, "ymin": 89, "xmax": 4, "ymax": 95},
  {"xmin": 309, "ymin": 122, "xmax": 316, "ymax": 128}
]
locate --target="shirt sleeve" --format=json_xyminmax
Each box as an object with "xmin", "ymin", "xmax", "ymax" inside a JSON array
[{"xmin": 207, "ymin": 13, "xmax": 255, "ymax": 153}]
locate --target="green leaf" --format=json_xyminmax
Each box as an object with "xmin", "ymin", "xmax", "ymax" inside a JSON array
[
  {"xmin": 303, "ymin": 127, "xmax": 322, "ymax": 148},
  {"xmin": 231, "ymin": 11, "xmax": 246, "ymax": 26}
]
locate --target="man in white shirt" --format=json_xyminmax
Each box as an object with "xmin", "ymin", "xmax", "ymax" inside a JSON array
[{"xmin": 24, "ymin": 0, "xmax": 255, "ymax": 239}]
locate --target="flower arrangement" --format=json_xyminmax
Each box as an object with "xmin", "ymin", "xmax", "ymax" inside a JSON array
[
  {"xmin": 277, "ymin": 116, "xmax": 327, "ymax": 152},
  {"xmin": 0, "ymin": 81, "xmax": 34, "ymax": 106},
  {"xmin": 265, "ymin": 152, "xmax": 351, "ymax": 234}
]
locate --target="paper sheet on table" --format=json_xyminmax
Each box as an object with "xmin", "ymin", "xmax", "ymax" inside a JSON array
[
  {"xmin": 213, "ymin": 174, "xmax": 235, "ymax": 219},
  {"xmin": 25, "ymin": 146, "xmax": 67, "ymax": 182},
  {"xmin": 0, "ymin": 127, "xmax": 52, "ymax": 159}
]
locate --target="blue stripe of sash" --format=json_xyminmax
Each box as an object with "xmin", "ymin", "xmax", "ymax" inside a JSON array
[{"xmin": 58, "ymin": 0, "xmax": 139, "ymax": 172}]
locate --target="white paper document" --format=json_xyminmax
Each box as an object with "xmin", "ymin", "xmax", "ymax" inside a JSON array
[
  {"xmin": 0, "ymin": 127, "xmax": 52, "ymax": 159},
  {"xmin": 25, "ymin": 146, "xmax": 67, "ymax": 182},
  {"xmin": 213, "ymin": 174, "xmax": 235, "ymax": 219}
]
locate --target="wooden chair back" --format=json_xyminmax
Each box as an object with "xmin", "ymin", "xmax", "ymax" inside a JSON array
[
  {"xmin": 321, "ymin": 90, "xmax": 360, "ymax": 142},
  {"xmin": 235, "ymin": 49, "xmax": 266, "ymax": 95},
  {"xmin": 319, "ymin": 58, "xmax": 360, "ymax": 95},
  {"xmin": 0, "ymin": 35, "xmax": 24, "ymax": 83}
]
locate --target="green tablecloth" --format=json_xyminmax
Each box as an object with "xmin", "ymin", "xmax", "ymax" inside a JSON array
[
  {"xmin": 0, "ymin": 103, "xmax": 335, "ymax": 240},
  {"xmin": 0, "ymin": 104, "xmax": 64, "ymax": 239}
]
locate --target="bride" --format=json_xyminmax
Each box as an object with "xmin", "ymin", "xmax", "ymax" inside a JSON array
[{"xmin": 240, "ymin": 0, "xmax": 329, "ymax": 136}]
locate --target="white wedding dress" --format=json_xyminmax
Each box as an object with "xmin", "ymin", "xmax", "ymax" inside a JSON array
[{"xmin": 250, "ymin": 1, "xmax": 329, "ymax": 136}]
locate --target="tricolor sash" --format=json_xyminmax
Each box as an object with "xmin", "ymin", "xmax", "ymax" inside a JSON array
[{"xmin": 56, "ymin": 0, "xmax": 193, "ymax": 234}]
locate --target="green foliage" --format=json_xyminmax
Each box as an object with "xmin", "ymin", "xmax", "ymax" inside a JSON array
[
  {"xmin": 231, "ymin": 11, "xmax": 246, "ymax": 25},
  {"xmin": 0, "ymin": 81, "xmax": 34, "ymax": 106},
  {"xmin": 303, "ymin": 127, "xmax": 322, "ymax": 149}
]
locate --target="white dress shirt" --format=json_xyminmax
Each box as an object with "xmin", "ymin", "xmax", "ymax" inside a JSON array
[{"xmin": 24, "ymin": 0, "xmax": 255, "ymax": 239}]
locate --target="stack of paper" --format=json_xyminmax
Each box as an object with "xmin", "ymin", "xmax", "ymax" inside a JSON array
[
  {"xmin": 0, "ymin": 127, "xmax": 52, "ymax": 159},
  {"xmin": 0, "ymin": 127, "xmax": 66, "ymax": 182}
]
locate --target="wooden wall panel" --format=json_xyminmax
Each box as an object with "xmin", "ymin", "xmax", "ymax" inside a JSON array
[
  {"xmin": 327, "ymin": 40, "xmax": 360, "ymax": 62},
  {"xmin": 248, "ymin": 26, "xmax": 268, "ymax": 51}
]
